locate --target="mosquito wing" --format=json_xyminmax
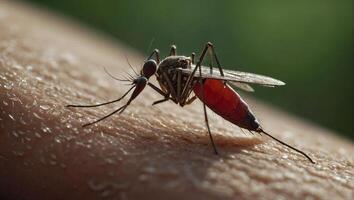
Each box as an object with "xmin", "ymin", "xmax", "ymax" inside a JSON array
[
  {"xmin": 228, "ymin": 82, "xmax": 255, "ymax": 92},
  {"xmin": 180, "ymin": 65, "xmax": 285, "ymax": 87}
]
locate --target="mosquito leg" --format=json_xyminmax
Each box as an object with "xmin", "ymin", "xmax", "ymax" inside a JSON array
[
  {"xmin": 147, "ymin": 82, "xmax": 166, "ymax": 97},
  {"xmin": 169, "ymin": 45, "xmax": 177, "ymax": 56},
  {"xmin": 199, "ymin": 77, "xmax": 218, "ymax": 155},
  {"xmin": 196, "ymin": 58, "xmax": 218, "ymax": 154},
  {"xmin": 174, "ymin": 68, "xmax": 191, "ymax": 105},
  {"xmin": 176, "ymin": 70, "xmax": 182, "ymax": 101},
  {"xmin": 152, "ymin": 97, "xmax": 170, "ymax": 106},
  {"xmin": 191, "ymin": 52, "xmax": 195, "ymax": 64},
  {"xmin": 162, "ymin": 72, "xmax": 177, "ymax": 100},
  {"xmin": 181, "ymin": 42, "xmax": 211, "ymax": 102},
  {"xmin": 203, "ymin": 104, "xmax": 218, "ymax": 155},
  {"xmin": 147, "ymin": 49, "xmax": 160, "ymax": 64},
  {"xmin": 208, "ymin": 47, "xmax": 214, "ymax": 74},
  {"xmin": 180, "ymin": 90, "xmax": 196, "ymax": 107},
  {"xmin": 147, "ymin": 82, "xmax": 171, "ymax": 105},
  {"xmin": 184, "ymin": 95, "xmax": 197, "ymax": 105},
  {"xmin": 66, "ymin": 85, "xmax": 135, "ymax": 108},
  {"xmin": 208, "ymin": 43, "xmax": 224, "ymax": 76}
]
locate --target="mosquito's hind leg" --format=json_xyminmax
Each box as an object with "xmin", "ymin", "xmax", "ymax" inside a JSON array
[
  {"xmin": 180, "ymin": 43, "xmax": 211, "ymax": 102},
  {"xmin": 147, "ymin": 49, "xmax": 160, "ymax": 64},
  {"xmin": 195, "ymin": 55, "xmax": 219, "ymax": 154},
  {"xmin": 191, "ymin": 52, "xmax": 196, "ymax": 64},
  {"xmin": 207, "ymin": 46, "xmax": 214, "ymax": 74},
  {"xmin": 199, "ymin": 76, "xmax": 218, "ymax": 155},
  {"xmin": 194, "ymin": 46, "xmax": 219, "ymax": 154},
  {"xmin": 184, "ymin": 95, "xmax": 197, "ymax": 105},
  {"xmin": 206, "ymin": 42, "xmax": 225, "ymax": 76},
  {"xmin": 169, "ymin": 45, "xmax": 177, "ymax": 56},
  {"xmin": 180, "ymin": 42, "xmax": 222, "ymax": 104}
]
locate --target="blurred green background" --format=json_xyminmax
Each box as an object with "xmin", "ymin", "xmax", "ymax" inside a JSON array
[{"xmin": 28, "ymin": 0, "xmax": 353, "ymax": 139}]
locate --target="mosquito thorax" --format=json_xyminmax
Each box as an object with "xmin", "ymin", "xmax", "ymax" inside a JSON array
[
  {"xmin": 141, "ymin": 59, "xmax": 157, "ymax": 79},
  {"xmin": 156, "ymin": 56, "xmax": 194, "ymax": 105},
  {"xmin": 158, "ymin": 56, "xmax": 191, "ymax": 71}
]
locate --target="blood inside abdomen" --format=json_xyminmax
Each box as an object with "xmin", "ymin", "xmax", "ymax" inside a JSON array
[{"xmin": 193, "ymin": 79, "xmax": 253, "ymax": 130}]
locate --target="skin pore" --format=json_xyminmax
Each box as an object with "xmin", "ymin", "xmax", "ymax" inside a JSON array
[{"xmin": 0, "ymin": 2, "xmax": 353, "ymax": 200}]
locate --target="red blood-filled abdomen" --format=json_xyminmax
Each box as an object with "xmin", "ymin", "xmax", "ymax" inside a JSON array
[{"xmin": 193, "ymin": 79, "xmax": 260, "ymax": 131}]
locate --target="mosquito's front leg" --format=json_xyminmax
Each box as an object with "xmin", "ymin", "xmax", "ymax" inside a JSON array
[
  {"xmin": 207, "ymin": 48, "xmax": 214, "ymax": 74},
  {"xmin": 179, "ymin": 42, "xmax": 220, "ymax": 154},
  {"xmin": 147, "ymin": 82, "xmax": 172, "ymax": 106},
  {"xmin": 176, "ymin": 70, "xmax": 182, "ymax": 101},
  {"xmin": 196, "ymin": 64, "xmax": 218, "ymax": 154},
  {"xmin": 180, "ymin": 42, "xmax": 226, "ymax": 105},
  {"xmin": 207, "ymin": 43, "xmax": 224, "ymax": 76},
  {"xmin": 148, "ymin": 82, "xmax": 166, "ymax": 97},
  {"xmin": 162, "ymin": 71, "xmax": 177, "ymax": 100}
]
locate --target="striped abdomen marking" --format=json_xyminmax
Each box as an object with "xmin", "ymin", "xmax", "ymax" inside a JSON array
[{"xmin": 193, "ymin": 79, "xmax": 260, "ymax": 131}]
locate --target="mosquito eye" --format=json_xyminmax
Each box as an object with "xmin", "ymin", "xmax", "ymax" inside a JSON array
[{"xmin": 142, "ymin": 59, "xmax": 157, "ymax": 78}]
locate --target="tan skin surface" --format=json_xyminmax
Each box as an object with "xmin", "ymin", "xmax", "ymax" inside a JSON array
[{"xmin": 0, "ymin": 2, "xmax": 353, "ymax": 200}]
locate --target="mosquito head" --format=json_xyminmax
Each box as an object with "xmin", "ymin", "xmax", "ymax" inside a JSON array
[{"xmin": 141, "ymin": 59, "xmax": 157, "ymax": 79}]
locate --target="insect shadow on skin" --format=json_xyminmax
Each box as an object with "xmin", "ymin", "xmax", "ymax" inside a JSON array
[{"xmin": 66, "ymin": 42, "xmax": 315, "ymax": 164}]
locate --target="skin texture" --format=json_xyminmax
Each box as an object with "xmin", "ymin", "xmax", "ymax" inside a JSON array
[{"xmin": 0, "ymin": 2, "xmax": 353, "ymax": 200}]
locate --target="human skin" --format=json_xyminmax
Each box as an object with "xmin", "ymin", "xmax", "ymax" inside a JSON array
[{"xmin": 0, "ymin": 2, "xmax": 353, "ymax": 200}]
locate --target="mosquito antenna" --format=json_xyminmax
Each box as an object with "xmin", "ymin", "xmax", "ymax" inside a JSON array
[
  {"xmin": 124, "ymin": 54, "xmax": 139, "ymax": 76},
  {"xmin": 124, "ymin": 71, "xmax": 135, "ymax": 81},
  {"xmin": 260, "ymin": 129, "xmax": 315, "ymax": 164},
  {"xmin": 123, "ymin": 83, "xmax": 134, "ymax": 86},
  {"xmin": 117, "ymin": 68, "xmax": 135, "ymax": 82},
  {"xmin": 121, "ymin": 74, "xmax": 133, "ymax": 82},
  {"xmin": 103, "ymin": 67, "xmax": 131, "ymax": 82}
]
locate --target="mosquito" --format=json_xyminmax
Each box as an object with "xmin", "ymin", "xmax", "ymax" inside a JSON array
[{"xmin": 67, "ymin": 42, "xmax": 315, "ymax": 164}]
